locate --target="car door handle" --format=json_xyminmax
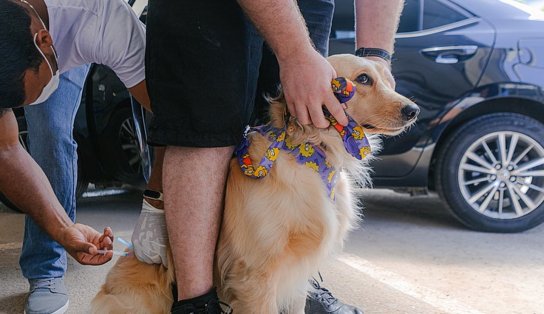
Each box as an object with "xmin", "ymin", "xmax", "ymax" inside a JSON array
[{"xmin": 420, "ymin": 45, "xmax": 479, "ymax": 64}]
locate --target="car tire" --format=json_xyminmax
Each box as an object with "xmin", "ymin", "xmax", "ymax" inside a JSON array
[
  {"xmin": 436, "ymin": 113, "xmax": 544, "ymax": 233},
  {"xmin": 76, "ymin": 161, "xmax": 89, "ymax": 200},
  {"xmin": 103, "ymin": 107, "xmax": 143, "ymax": 184}
]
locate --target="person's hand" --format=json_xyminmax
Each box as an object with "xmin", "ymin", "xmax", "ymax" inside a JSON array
[
  {"xmin": 364, "ymin": 56, "xmax": 395, "ymax": 89},
  {"xmin": 278, "ymin": 48, "xmax": 348, "ymax": 128},
  {"xmin": 131, "ymin": 200, "xmax": 168, "ymax": 268},
  {"xmin": 58, "ymin": 224, "xmax": 114, "ymax": 265}
]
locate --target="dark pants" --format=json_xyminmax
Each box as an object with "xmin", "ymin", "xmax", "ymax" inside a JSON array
[
  {"xmin": 146, "ymin": 0, "xmax": 335, "ymax": 146},
  {"xmin": 252, "ymin": 0, "xmax": 335, "ymax": 125}
]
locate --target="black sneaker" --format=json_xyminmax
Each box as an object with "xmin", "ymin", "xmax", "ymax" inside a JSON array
[
  {"xmin": 171, "ymin": 287, "xmax": 232, "ymax": 314},
  {"xmin": 305, "ymin": 278, "xmax": 363, "ymax": 314}
]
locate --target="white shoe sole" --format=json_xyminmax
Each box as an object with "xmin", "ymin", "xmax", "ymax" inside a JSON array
[{"xmin": 24, "ymin": 300, "xmax": 69, "ymax": 314}]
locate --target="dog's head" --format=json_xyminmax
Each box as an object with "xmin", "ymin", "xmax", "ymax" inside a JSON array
[{"xmin": 328, "ymin": 54, "xmax": 419, "ymax": 136}]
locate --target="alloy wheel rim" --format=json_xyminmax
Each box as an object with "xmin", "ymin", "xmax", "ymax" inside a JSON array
[
  {"xmin": 119, "ymin": 118, "xmax": 142, "ymax": 173},
  {"xmin": 18, "ymin": 130, "xmax": 28, "ymax": 151},
  {"xmin": 458, "ymin": 131, "xmax": 544, "ymax": 219}
]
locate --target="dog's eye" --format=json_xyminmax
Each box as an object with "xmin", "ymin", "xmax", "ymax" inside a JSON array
[{"xmin": 355, "ymin": 74, "xmax": 373, "ymax": 86}]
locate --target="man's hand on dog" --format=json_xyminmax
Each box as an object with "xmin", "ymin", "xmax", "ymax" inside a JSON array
[
  {"xmin": 279, "ymin": 48, "xmax": 349, "ymax": 128},
  {"xmin": 58, "ymin": 224, "xmax": 114, "ymax": 265}
]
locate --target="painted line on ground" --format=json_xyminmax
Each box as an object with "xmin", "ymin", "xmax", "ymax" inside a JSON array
[
  {"xmin": 337, "ymin": 253, "xmax": 483, "ymax": 314},
  {"xmin": 0, "ymin": 242, "xmax": 22, "ymax": 251}
]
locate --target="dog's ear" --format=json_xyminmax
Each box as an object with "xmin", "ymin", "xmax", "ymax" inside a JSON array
[{"xmin": 267, "ymin": 92, "xmax": 288, "ymax": 129}]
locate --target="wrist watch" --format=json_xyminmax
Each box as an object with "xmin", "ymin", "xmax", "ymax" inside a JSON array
[
  {"xmin": 355, "ymin": 47, "xmax": 392, "ymax": 63},
  {"xmin": 143, "ymin": 189, "xmax": 163, "ymax": 201}
]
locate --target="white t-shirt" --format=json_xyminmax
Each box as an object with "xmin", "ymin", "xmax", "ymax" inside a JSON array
[{"xmin": 45, "ymin": 0, "xmax": 146, "ymax": 88}]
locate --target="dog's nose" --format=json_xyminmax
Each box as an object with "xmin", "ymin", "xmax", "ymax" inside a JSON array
[{"xmin": 401, "ymin": 103, "xmax": 420, "ymax": 121}]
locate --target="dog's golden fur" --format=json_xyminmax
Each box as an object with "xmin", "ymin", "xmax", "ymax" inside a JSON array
[{"xmin": 91, "ymin": 54, "xmax": 417, "ymax": 314}]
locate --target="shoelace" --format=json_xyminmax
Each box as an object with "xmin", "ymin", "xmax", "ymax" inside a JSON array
[
  {"xmin": 310, "ymin": 277, "xmax": 339, "ymax": 308},
  {"xmin": 30, "ymin": 279, "xmax": 56, "ymax": 290},
  {"xmin": 314, "ymin": 285, "xmax": 338, "ymax": 307},
  {"xmin": 218, "ymin": 301, "xmax": 233, "ymax": 314}
]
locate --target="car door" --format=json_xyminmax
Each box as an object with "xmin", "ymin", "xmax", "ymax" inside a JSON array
[{"xmin": 330, "ymin": 0, "xmax": 495, "ymax": 179}]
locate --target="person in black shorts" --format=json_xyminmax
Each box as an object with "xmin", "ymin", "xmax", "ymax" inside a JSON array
[{"xmin": 143, "ymin": 0, "xmax": 403, "ymax": 313}]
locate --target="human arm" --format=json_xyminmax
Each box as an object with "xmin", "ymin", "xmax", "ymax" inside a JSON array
[
  {"xmin": 128, "ymin": 80, "xmax": 152, "ymax": 112},
  {"xmin": 355, "ymin": 0, "xmax": 404, "ymax": 88},
  {"xmin": 237, "ymin": 0, "xmax": 348, "ymax": 128},
  {"xmin": 0, "ymin": 109, "xmax": 114, "ymax": 265}
]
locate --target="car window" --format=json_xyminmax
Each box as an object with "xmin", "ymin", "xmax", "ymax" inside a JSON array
[
  {"xmin": 398, "ymin": 0, "xmax": 423, "ymax": 33},
  {"xmin": 423, "ymin": 0, "xmax": 468, "ymax": 29}
]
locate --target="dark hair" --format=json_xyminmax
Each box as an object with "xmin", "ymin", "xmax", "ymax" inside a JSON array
[{"xmin": 0, "ymin": 0, "xmax": 43, "ymax": 108}]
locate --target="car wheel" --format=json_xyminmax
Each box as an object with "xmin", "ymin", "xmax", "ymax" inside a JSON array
[
  {"xmin": 76, "ymin": 161, "xmax": 89, "ymax": 200},
  {"xmin": 103, "ymin": 107, "xmax": 143, "ymax": 184},
  {"xmin": 436, "ymin": 113, "xmax": 544, "ymax": 232}
]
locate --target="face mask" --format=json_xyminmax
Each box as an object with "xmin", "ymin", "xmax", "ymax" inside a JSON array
[{"xmin": 29, "ymin": 33, "xmax": 60, "ymax": 105}]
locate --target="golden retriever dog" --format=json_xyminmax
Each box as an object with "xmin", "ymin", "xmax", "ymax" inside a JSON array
[{"xmin": 91, "ymin": 54, "xmax": 418, "ymax": 314}]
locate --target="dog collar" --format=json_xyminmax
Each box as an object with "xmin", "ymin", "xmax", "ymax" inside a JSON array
[
  {"xmin": 235, "ymin": 114, "xmax": 371, "ymax": 200},
  {"xmin": 324, "ymin": 112, "xmax": 371, "ymax": 160}
]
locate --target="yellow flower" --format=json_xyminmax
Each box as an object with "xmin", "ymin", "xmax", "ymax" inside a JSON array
[
  {"xmin": 330, "ymin": 187, "xmax": 336, "ymax": 200},
  {"xmin": 359, "ymin": 146, "xmax": 371, "ymax": 158},
  {"xmin": 255, "ymin": 166, "xmax": 268, "ymax": 177},
  {"xmin": 328, "ymin": 170, "xmax": 336, "ymax": 183},
  {"xmin": 276, "ymin": 132, "xmax": 286, "ymax": 142},
  {"xmin": 305, "ymin": 161, "xmax": 319, "ymax": 172},
  {"xmin": 300, "ymin": 143, "xmax": 315, "ymax": 157},
  {"xmin": 352, "ymin": 126, "xmax": 366, "ymax": 140},
  {"xmin": 266, "ymin": 147, "xmax": 280, "ymax": 161},
  {"xmin": 332, "ymin": 79, "xmax": 341, "ymax": 91}
]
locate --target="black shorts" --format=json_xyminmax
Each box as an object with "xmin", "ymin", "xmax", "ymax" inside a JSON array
[{"xmin": 146, "ymin": 0, "xmax": 264, "ymax": 147}]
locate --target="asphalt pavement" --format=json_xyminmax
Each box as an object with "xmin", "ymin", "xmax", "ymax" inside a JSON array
[{"xmin": 1, "ymin": 189, "xmax": 543, "ymax": 314}]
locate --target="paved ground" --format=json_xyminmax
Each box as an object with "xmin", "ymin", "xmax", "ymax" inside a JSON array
[{"xmin": 1, "ymin": 189, "xmax": 544, "ymax": 314}]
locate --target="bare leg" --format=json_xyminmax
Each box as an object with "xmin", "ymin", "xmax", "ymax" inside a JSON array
[{"xmin": 164, "ymin": 146, "xmax": 234, "ymax": 300}]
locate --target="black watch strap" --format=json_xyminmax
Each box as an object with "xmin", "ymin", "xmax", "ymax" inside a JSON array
[
  {"xmin": 355, "ymin": 47, "xmax": 392, "ymax": 62},
  {"xmin": 143, "ymin": 189, "xmax": 163, "ymax": 201}
]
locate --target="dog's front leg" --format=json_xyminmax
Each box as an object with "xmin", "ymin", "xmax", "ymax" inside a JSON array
[
  {"xmin": 232, "ymin": 297, "xmax": 279, "ymax": 314},
  {"xmin": 224, "ymin": 274, "xmax": 279, "ymax": 314},
  {"xmin": 285, "ymin": 294, "xmax": 306, "ymax": 314}
]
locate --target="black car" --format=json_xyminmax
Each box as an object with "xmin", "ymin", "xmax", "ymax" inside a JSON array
[
  {"xmin": 331, "ymin": 0, "xmax": 544, "ymax": 232},
  {"xmin": 5, "ymin": 0, "xmax": 543, "ymax": 233}
]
